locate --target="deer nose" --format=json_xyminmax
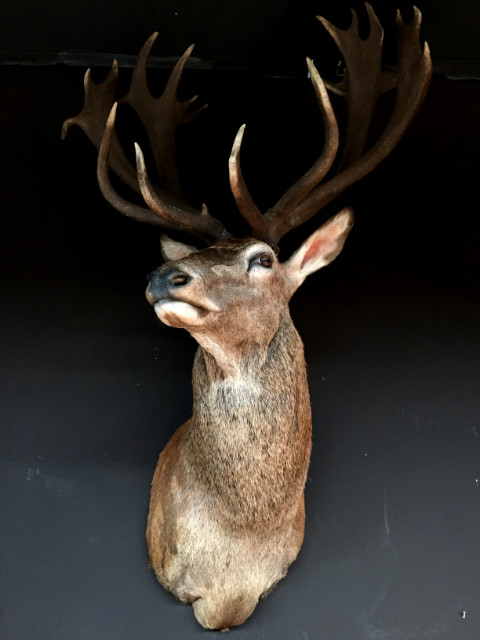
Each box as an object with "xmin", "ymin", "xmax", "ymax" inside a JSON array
[{"xmin": 147, "ymin": 268, "xmax": 191, "ymax": 302}]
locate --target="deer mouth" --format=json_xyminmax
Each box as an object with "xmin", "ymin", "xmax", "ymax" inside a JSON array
[{"xmin": 153, "ymin": 298, "xmax": 219, "ymax": 328}]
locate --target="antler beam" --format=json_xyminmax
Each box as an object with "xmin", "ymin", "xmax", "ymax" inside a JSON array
[{"xmin": 230, "ymin": 3, "xmax": 432, "ymax": 247}]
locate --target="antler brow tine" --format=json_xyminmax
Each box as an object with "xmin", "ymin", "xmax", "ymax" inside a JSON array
[
  {"xmin": 228, "ymin": 125, "xmax": 267, "ymax": 240},
  {"xmin": 96, "ymin": 103, "xmax": 173, "ymax": 227},
  {"xmin": 135, "ymin": 142, "xmax": 231, "ymax": 241}
]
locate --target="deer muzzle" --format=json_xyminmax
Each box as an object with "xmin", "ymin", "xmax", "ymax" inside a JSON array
[{"xmin": 146, "ymin": 267, "xmax": 191, "ymax": 305}]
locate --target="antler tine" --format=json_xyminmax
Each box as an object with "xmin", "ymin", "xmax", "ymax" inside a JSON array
[
  {"xmin": 161, "ymin": 42, "xmax": 206, "ymax": 123},
  {"xmin": 97, "ymin": 103, "xmax": 178, "ymax": 227},
  {"xmin": 228, "ymin": 125, "xmax": 267, "ymax": 240},
  {"xmin": 135, "ymin": 142, "xmax": 231, "ymax": 241},
  {"xmin": 62, "ymin": 62, "xmax": 140, "ymax": 193},
  {"xmin": 395, "ymin": 6, "xmax": 432, "ymax": 120},
  {"xmin": 229, "ymin": 59, "xmax": 340, "ymax": 246},
  {"xmin": 265, "ymin": 59, "xmax": 339, "ymax": 219},
  {"xmin": 121, "ymin": 35, "xmax": 207, "ymax": 200}
]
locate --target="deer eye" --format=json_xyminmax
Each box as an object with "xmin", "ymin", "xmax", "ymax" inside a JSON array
[
  {"xmin": 259, "ymin": 254, "xmax": 273, "ymax": 268},
  {"xmin": 248, "ymin": 252, "xmax": 274, "ymax": 271}
]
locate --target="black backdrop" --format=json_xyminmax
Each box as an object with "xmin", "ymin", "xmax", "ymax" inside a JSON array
[
  {"xmin": 1, "ymin": 0, "xmax": 479, "ymax": 78},
  {"xmin": 1, "ymin": 2, "xmax": 479, "ymax": 639}
]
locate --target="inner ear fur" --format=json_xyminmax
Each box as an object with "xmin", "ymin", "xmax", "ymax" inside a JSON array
[{"xmin": 283, "ymin": 207, "xmax": 353, "ymax": 291}]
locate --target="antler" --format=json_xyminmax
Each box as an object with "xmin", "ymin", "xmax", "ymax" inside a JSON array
[
  {"xmin": 230, "ymin": 3, "xmax": 433, "ymax": 247},
  {"xmin": 63, "ymin": 5, "xmax": 431, "ymax": 248},
  {"xmin": 62, "ymin": 35, "xmax": 230, "ymax": 241}
]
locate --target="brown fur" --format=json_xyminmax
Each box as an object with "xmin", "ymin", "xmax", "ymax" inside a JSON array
[{"xmin": 145, "ymin": 211, "xmax": 352, "ymax": 629}]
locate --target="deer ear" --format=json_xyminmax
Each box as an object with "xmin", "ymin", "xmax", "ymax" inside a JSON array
[
  {"xmin": 160, "ymin": 235, "xmax": 198, "ymax": 262},
  {"xmin": 283, "ymin": 207, "xmax": 353, "ymax": 291}
]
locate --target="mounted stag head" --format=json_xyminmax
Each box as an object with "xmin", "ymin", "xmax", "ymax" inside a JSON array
[{"xmin": 62, "ymin": 4, "xmax": 431, "ymax": 630}]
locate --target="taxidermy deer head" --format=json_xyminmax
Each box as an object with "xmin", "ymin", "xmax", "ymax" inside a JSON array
[{"xmin": 62, "ymin": 3, "xmax": 431, "ymax": 630}]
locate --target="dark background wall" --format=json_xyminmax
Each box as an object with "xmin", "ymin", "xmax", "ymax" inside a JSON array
[
  {"xmin": 1, "ymin": 0, "xmax": 479, "ymax": 78},
  {"xmin": 1, "ymin": 2, "xmax": 479, "ymax": 639}
]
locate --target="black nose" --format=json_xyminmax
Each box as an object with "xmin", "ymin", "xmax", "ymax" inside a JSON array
[{"xmin": 147, "ymin": 267, "xmax": 191, "ymax": 301}]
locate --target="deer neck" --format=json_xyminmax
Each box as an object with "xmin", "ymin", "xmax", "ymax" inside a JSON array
[
  {"xmin": 187, "ymin": 311, "xmax": 312, "ymax": 528},
  {"xmin": 191, "ymin": 309, "xmax": 302, "ymax": 388}
]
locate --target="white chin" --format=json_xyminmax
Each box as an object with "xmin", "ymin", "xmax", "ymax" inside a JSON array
[{"xmin": 154, "ymin": 300, "xmax": 203, "ymax": 327}]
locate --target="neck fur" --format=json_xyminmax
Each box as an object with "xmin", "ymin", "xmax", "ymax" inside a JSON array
[{"xmin": 187, "ymin": 313, "xmax": 312, "ymax": 529}]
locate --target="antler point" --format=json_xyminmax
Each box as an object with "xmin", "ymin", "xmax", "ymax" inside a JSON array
[
  {"xmin": 306, "ymin": 57, "xmax": 320, "ymax": 76},
  {"xmin": 316, "ymin": 15, "xmax": 329, "ymax": 29},
  {"xmin": 104, "ymin": 102, "xmax": 118, "ymax": 131},
  {"xmin": 349, "ymin": 8, "xmax": 359, "ymax": 31},
  {"xmin": 230, "ymin": 124, "xmax": 246, "ymax": 160},
  {"xmin": 83, "ymin": 68, "xmax": 92, "ymax": 89},
  {"xmin": 60, "ymin": 120, "xmax": 70, "ymax": 140}
]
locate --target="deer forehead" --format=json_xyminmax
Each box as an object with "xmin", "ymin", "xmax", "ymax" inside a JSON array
[{"xmin": 180, "ymin": 241, "xmax": 275, "ymax": 274}]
